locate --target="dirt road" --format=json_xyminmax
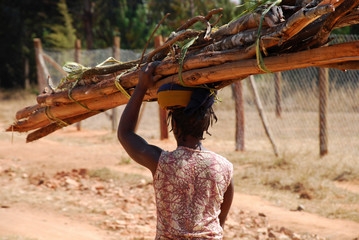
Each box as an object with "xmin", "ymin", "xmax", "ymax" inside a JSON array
[
  {"xmin": 1, "ymin": 127, "xmax": 358, "ymax": 240},
  {"xmin": 0, "ymin": 205, "xmax": 112, "ymax": 240}
]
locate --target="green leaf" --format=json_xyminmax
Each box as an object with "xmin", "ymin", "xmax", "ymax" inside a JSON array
[
  {"xmin": 256, "ymin": 0, "xmax": 282, "ymax": 73},
  {"xmin": 178, "ymin": 36, "xmax": 199, "ymax": 87}
]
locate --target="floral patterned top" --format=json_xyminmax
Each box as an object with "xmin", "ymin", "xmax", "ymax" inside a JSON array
[{"xmin": 153, "ymin": 146, "xmax": 233, "ymax": 239}]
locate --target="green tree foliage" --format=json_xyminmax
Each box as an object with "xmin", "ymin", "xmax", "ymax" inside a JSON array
[
  {"xmin": 147, "ymin": 0, "xmax": 239, "ymax": 36},
  {"xmin": 44, "ymin": 0, "xmax": 77, "ymax": 48},
  {"xmin": 1, "ymin": 0, "xmax": 358, "ymax": 89},
  {"xmin": 0, "ymin": 1, "xmax": 24, "ymax": 88},
  {"xmin": 78, "ymin": 0, "xmax": 154, "ymax": 49},
  {"xmin": 0, "ymin": 0, "xmax": 59, "ymax": 88}
]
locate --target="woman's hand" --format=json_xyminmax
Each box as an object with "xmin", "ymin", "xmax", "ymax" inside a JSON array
[{"xmin": 138, "ymin": 62, "xmax": 159, "ymax": 90}]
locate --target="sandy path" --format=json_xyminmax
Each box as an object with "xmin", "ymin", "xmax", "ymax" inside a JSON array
[
  {"xmin": 0, "ymin": 205, "xmax": 112, "ymax": 240},
  {"xmin": 1, "ymin": 194, "xmax": 358, "ymax": 240},
  {"xmin": 1, "ymin": 128, "xmax": 358, "ymax": 240},
  {"xmin": 233, "ymin": 193, "xmax": 359, "ymax": 240}
]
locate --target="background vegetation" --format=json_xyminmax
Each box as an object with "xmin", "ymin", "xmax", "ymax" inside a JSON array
[{"xmin": 0, "ymin": 0, "xmax": 241, "ymax": 89}]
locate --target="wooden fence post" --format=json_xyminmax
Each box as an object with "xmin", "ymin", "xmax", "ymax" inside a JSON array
[
  {"xmin": 155, "ymin": 35, "xmax": 168, "ymax": 140},
  {"xmin": 111, "ymin": 36, "xmax": 121, "ymax": 132},
  {"xmin": 319, "ymin": 67, "xmax": 329, "ymax": 157},
  {"xmin": 233, "ymin": 81, "xmax": 245, "ymax": 151},
  {"xmin": 275, "ymin": 72, "xmax": 282, "ymax": 118},
  {"xmin": 75, "ymin": 39, "xmax": 82, "ymax": 131},
  {"xmin": 33, "ymin": 38, "xmax": 47, "ymax": 92},
  {"xmin": 248, "ymin": 76, "xmax": 279, "ymax": 157}
]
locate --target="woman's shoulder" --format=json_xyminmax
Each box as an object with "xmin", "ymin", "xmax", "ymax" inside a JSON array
[
  {"xmin": 202, "ymin": 149, "xmax": 230, "ymax": 161},
  {"xmin": 158, "ymin": 148, "xmax": 181, "ymax": 163},
  {"xmin": 202, "ymin": 150, "xmax": 233, "ymax": 173},
  {"xmin": 214, "ymin": 152, "xmax": 233, "ymax": 167}
]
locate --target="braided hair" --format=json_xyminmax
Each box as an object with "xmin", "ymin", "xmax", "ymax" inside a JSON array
[
  {"xmin": 157, "ymin": 83, "xmax": 218, "ymax": 141},
  {"xmin": 167, "ymin": 105, "xmax": 217, "ymax": 141}
]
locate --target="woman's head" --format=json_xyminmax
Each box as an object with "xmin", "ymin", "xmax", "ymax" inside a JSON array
[
  {"xmin": 157, "ymin": 83, "xmax": 218, "ymax": 142},
  {"xmin": 168, "ymin": 105, "xmax": 217, "ymax": 141}
]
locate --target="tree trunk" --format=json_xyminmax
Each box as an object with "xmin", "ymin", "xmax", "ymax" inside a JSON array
[{"xmin": 83, "ymin": 0, "xmax": 94, "ymax": 49}]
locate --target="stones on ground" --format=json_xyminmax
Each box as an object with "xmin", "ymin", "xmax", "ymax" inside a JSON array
[{"xmin": 1, "ymin": 167, "xmax": 327, "ymax": 239}]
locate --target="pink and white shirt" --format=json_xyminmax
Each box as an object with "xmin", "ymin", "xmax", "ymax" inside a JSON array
[{"xmin": 153, "ymin": 146, "xmax": 233, "ymax": 239}]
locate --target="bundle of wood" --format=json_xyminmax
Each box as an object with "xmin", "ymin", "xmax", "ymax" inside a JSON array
[{"xmin": 7, "ymin": 0, "xmax": 359, "ymax": 142}]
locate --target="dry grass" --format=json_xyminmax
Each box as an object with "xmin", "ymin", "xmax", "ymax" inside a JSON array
[
  {"xmin": 213, "ymin": 85, "xmax": 359, "ymax": 222},
  {"xmin": 0, "ymin": 89, "xmax": 37, "ymax": 124},
  {"xmin": 228, "ymin": 149, "xmax": 359, "ymax": 222}
]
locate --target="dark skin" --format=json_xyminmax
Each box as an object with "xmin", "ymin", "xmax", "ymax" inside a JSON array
[{"xmin": 117, "ymin": 62, "xmax": 234, "ymax": 229}]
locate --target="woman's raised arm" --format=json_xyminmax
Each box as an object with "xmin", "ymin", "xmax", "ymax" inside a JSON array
[{"xmin": 117, "ymin": 63, "xmax": 162, "ymax": 176}]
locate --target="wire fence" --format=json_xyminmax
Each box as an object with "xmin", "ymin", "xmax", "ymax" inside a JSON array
[
  {"xmin": 43, "ymin": 35, "xmax": 359, "ymax": 159},
  {"xmin": 227, "ymin": 69, "xmax": 358, "ymax": 156},
  {"xmin": 222, "ymin": 34, "xmax": 358, "ymax": 160}
]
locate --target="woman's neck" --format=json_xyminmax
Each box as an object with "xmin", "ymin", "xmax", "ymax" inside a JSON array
[{"xmin": 177, "ymin": 136, "xmax": 203, "ymax": 150}]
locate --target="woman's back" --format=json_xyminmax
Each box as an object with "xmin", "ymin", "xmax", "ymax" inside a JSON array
[
  {"xmin": 118, "ymin": 65, "xmax": 234, "ymax": 239},
  {"xmin": 154, "ymin": 146, "xmax": 233, "ymax": 239}
]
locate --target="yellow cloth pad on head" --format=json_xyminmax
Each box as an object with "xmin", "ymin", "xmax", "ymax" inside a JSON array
[{"xmin": 157, "ymin": 90, "xmax": 193, "ymax": 110}]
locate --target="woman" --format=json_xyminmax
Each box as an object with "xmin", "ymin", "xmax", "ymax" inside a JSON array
[{"xmin": 118, "ymin": 62, "xmax": 234, "ymax": 239}]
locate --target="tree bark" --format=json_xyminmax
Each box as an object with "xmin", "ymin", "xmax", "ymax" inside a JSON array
[
  {"xmin": 26, "ymin": 111, "xmax": 99, "ymax": 143},
  {"xmin": 83, "ymin": 0, "xmax": 94, "ymax": 49},
  {"xmin": 310, "ymin": 0, "xmax": 359, "ymax": 47}
]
